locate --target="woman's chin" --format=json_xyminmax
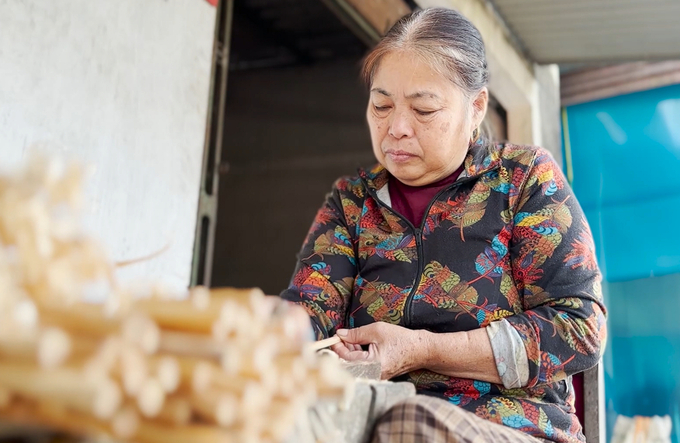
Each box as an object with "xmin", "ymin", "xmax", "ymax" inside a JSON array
[{"xmin": 385, "ymin": 165, "xmax": 422, "ymax": 184}]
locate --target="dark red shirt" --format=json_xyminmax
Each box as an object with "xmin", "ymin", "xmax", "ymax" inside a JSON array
[{"xmin": 388, "ymin": 166, "xmax": 464, "ymax": 227}]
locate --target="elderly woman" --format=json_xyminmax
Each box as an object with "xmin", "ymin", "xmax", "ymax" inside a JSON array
[{"xmin": 281, "ymin": 8, "xmax": 606, "ymax": 443}]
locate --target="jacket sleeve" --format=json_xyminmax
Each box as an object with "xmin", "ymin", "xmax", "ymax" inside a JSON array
[
  {"xmin": 488, "ymin": 148, "xmax": 607, "ymax": 389},
  {"xmin": 280, "ymin": 180, "xmax": 358, "ymax": 340}
]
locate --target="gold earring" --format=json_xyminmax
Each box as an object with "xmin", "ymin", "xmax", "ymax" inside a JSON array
[{"xmin": 471, "ymin": 127, "xmax": 480, "ymax": 144}]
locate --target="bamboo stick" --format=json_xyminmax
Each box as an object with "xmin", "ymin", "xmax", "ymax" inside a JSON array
[
  {"xmin": 5, "ymin": 399, "xmax": 251, "ymax": 443},
  {"xmin": 0, "ymin": 363, "xmax": 122, "ymax": 419},
  {"xmin": 275, "ymin": 354, "xmax": 308, "ymax": 385},
  {"xmin": 151, "ymin": 355, "xmax": 180, "ymax": 393},
  {"xmin": 190, "ymin": 390, "xmax": 238, "ymax": 427},
  {"xmin": 122, "ymin": 313, "xmax": 160, "ymax": 355},
  {"xmin": 3, "ymin": 399, "xmax": 111, "ymax": 437},
  {"xmin": 192, "ymin": 361, "xmax": 272, "ymax": 418},
  {"xmin": 66, "ymin": 331, "xmax": 101, "ymax": 361},
  {"xmin": 137, "ymin": 377, "xmax": 166, "ymax": 418},
  {"xmin": 0, "ymin": 327, "xmax": 72, "ymax": 369},
  {"xmin": 217, "ymin": 299, "xmax": 264, "ymax": 338},
  {"xmin": 307, "ymin": 336, "xmax": 341, "ymax": 352},
  {"xmin": 111, "ymin": 404, "xmax": 139, "ymax": 439},
  {"xmin": 220, "ymin": 347, "xmax": 278, "ymax": 390},
  {"xmin": 192, "ymin": 361, "xmax": 267, "ymax": 396},
  {"xmin": 118, "ymin": 345, "xmax": 148, "ymax": 396},
  {"xmin": 135, "ymin": 421, "xmax": 251, "ymax": 443},
  {"xmin": 153, "ymin": 396, "xmax": 192, "ymax": 426},
  {"xmin": 209, "ymin": 287, "xmax": 265, "ymax": 313},
  {"xmin": 173, "ymin": 355, "xmax": 203, "ymax": 392},
  {"xmin": 133, "ymin": 287, "xmax": 265, "ymax": 336},
  {"xmin": 219, "ymin": 344, "xmax": 242, "ymax": 375},
  {"xmin": 0, "ymin": 386, "xmax": 12, "ymax": 408},
  {"xmin": 159, "ymin": 330, "xmax": 223, "ymax": 359},
  {"xmin": 81, "ymin": 335, "xmax": 123, "ymax": 380},
  {"xmin": 263, "ymin": 398, "xmax": 305, "ymax": 442},
  {"xmin": 38, "ymin": 302, "xmax": 120, "ymax": 337},
  {"xmin": 37, "ymin": 327, "xmax": 72, "ymax": 368},
  {"xmin": 132, "ymin": 298, "xmax": 222, "ymax": 334},
  {"xmin": 190, "ymin": 286, "xmax": 211, "ymax": 310}
]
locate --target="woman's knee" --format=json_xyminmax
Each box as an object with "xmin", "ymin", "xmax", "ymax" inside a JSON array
[{"xmin": 372, "ymin": 396, "xmax": 466, "ymax": 443}]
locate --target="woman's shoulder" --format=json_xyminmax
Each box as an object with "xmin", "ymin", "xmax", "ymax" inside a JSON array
[
  {"xmin": 330, "ymin": 163, "xmax": 385, "ymax": 200},
  {"xmin": 330, "ymin": 174, "xmax": 368, "ymax": 201},
  {"xmin": 495, "ymin": 143, "xmax": 560, "ymax": 171}
]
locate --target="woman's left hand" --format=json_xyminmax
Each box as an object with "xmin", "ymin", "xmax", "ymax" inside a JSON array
[{"xmin": 330, "ymin": 322, "xmax": 428, "ymax": 380}]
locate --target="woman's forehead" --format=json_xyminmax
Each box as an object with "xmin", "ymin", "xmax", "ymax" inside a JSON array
[
  {"xmin": 371, "ymin": 51, "xmax": 459, "ymax": 99},
  {"xmin": 370, "ymin": 87, "xmax": 441, "ymax": 101}
]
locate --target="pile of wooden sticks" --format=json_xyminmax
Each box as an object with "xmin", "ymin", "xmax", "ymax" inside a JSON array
[{"xmin": 0, "ymin": 157, "xmax": 353, "ymax": 443}]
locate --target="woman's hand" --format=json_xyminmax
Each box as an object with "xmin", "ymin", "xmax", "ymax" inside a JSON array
[{"xmin": 330, "ymin": 322, "xmax": 429, "ymax": 380}]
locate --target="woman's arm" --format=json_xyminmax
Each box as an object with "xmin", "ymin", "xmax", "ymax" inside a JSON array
[
  {"xmin": 332, "ymin": 323, "xmax": 501, "ymax": 383},
  {"xmin": 280, "ymin": 179, "xmax": 359, "ymax": 339},
  {"xmin": 487, "ymin": 148, "xmax": 607, "ymax": 389},
  {"xmin": 419, "ymin": 328, "xmax": 501, "ymax": 383}
]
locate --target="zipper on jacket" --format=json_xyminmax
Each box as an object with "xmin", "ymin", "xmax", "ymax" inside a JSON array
[
  {"xmin": 403, "ymin": 180, "xmax": 473, "ymax": 326},
  {"xmin": 360, "ymin": 174, "xmax": 482, "ymax": 327}
]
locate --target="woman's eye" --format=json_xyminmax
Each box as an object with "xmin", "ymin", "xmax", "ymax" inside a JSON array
[
  {"xmin": 415, "ymin": 109, "xmax": 437, "ymax": 116},
  {"xmin": 373, "ymin": 105, "xmax": 391, "ymax": 112}
]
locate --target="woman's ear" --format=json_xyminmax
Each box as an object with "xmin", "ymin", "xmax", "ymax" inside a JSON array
[{"xmin": 471, "ymin": 87, "xmax": 489, "ymax": 129}]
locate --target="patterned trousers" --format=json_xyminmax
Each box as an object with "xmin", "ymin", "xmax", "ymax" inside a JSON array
[{"xmin": 371, "ymin": 395, "xmax": 553, "ymax": 443}]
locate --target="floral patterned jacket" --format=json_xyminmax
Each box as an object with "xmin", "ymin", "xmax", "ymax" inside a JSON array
[{"xmin": 281, "ymin": 143, "xmax": 607, "ymax": 443}]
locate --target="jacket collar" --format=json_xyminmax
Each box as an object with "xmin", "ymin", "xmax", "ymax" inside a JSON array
[{"xmin": 359, "ymin": 143, "xmax": 502, "ymax": 192}]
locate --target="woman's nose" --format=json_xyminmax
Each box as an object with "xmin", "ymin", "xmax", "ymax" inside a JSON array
[{"xmin": 388, "ymin": 109, "xmax": 414, "ymax": 139}]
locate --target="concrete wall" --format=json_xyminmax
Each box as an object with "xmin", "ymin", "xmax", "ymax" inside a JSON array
[
  {"xmin": 211, "ymin": 60, "xmax": 375, "ymax": 295},
  {"xmin": 0, "ymin": 0, "xmax": 215, "ymax": 291}
]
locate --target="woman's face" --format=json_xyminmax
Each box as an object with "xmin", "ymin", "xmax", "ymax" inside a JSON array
[{"xmin": 367, "ymin": 50, "xmax": 488, "ymax": 186}]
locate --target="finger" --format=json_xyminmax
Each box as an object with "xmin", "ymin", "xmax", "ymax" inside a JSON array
[
  {"xmin": 330, "ymin": 341, "xmax": 362, "ymax": 359},
  {"xmin": 330, "ymin": 341, "xmax": 351, "ymax": 355},
  {"xmin": 337, "ymin": 349, "xmax": 370, "ymax": 362},
  {"xmin": 340, "ymin": 342, "xmax": 361, "ymax": 352},
  {"xmin": 331, "ymin": 342, "xmax": 369, "ymax": 361},
  {"xmin": 348, "ymin": 343, "xmax": 363, "ymax": 352},
  {"xmin": 336, "ymin": 325, "xmax": 375, "ymax": 345}
]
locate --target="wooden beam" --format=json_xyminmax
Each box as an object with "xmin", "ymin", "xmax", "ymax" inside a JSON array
[
  {"xmin": 344, "ymin": 0, "xmax": 411, "ymax": 36},
  {"xmin": 561, "ymin": 61, "xmax": 680, "ymax": 106},
  {"xmin": 321, "ymin": 0, "xmax": 412, "ymax": 46}
]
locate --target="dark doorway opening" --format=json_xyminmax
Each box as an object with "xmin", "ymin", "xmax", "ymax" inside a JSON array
[{"xmin": 208, "ymin": 0, "xmax": 508, "ymax": 295}]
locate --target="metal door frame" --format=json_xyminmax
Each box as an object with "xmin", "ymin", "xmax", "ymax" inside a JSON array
[{"xmin": 191, "ymin": 0, "xmax": 233, "ymax": 287}]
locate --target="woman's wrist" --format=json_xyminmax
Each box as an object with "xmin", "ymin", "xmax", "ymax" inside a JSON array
[{"xmin": 408, "ymin": 328, "xmax": 436, "ymax": 372}]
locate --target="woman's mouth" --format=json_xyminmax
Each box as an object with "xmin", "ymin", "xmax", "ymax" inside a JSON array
[{"xmin": 384, "ymin": 150, "xmax": 417, "ymax": 163}]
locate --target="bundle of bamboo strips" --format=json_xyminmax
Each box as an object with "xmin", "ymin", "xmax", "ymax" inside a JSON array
[{"xmin": 0, "ymin": 157, "xmax": 353, "ymax": 443}]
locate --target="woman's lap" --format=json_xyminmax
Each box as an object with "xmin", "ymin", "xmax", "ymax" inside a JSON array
[{"xmin": 371, "ymin": 395, "xmax": 552, "ymax": 443}]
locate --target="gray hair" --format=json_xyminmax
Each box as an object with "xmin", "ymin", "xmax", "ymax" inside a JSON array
[{"xmin": 362, "ymin": 8, "xmax": 489, "ymax": 98}]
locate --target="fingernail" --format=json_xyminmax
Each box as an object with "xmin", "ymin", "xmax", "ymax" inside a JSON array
[{"xmin": 336, "ymin": 329, "xmax": 348, "ymax": 337}]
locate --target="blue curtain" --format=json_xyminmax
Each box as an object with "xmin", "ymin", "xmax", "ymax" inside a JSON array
[{"xmin": 564, "ymin": 84, "xmax": 680, "ymax": 443}]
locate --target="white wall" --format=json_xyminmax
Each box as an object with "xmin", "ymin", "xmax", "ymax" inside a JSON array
[{"xmin": 0, "ymin": 0, "xmax": 215, "ymax": 291}]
